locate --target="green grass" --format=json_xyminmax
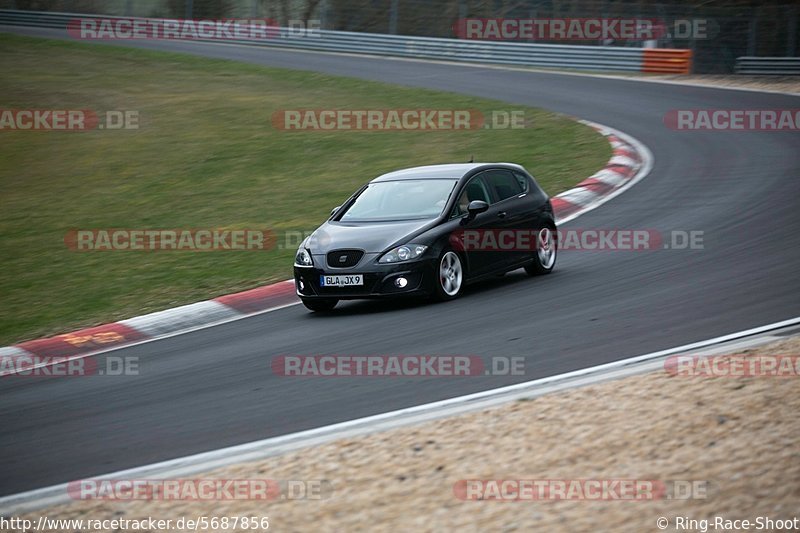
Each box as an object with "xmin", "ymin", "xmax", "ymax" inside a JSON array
[{"xmin": 0, "ymin": 33, "xmax": 610, "ymax": 345}]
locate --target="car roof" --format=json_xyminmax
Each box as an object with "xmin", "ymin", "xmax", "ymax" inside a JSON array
[{"xmin": 371, "ymin": 163, "xmax": 524, "ymax": 182}]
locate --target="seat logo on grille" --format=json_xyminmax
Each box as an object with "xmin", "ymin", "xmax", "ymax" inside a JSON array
[{"xmin": 339, "ymin": 255, "xmax": 348, "ymax": 262}]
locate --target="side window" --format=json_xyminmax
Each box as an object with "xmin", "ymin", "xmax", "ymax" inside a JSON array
[
  {"xmin": 513, "ymin": 171, "xmax": 531, "ymax": 192},
  {"xmin": 451, "ymin": 176, "xmax": 491, "ymax": 217},
  {"xmin": 484, "ymin": 169, "xmax": 523, "ymax": 202}
]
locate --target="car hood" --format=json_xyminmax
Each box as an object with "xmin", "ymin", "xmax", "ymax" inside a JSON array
[{"xmin": 306, "ymin": 219, "xmax": 435, "ymax": 254}]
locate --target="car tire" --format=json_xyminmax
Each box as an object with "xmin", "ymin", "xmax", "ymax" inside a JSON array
[
  {"xmin": 432, "ymin": 248, "xmax": 465, "ymax": 301},
  {"xmin": 301, "ymin": 298, "xmax": 339, "ymax": 312},
  {"xmin": 525, "ymin": 226, "xmax": 557, "ymax": 276}
]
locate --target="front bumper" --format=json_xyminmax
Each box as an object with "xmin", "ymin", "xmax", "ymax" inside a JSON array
[{"xmin": 293, "ymin": 254, "xmax": 438, "ymax": 300}]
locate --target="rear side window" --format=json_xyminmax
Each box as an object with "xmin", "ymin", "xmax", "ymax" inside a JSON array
[
  {"xmin": 483, "ymin": 170, "xmax": 523, "ymax": 202},
  {"xmin": 513, "ymin": 171, "xmax": 531, "ymax": 192}
]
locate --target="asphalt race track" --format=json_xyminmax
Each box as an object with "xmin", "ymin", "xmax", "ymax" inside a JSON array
[{"xmin": 2, "ymin": 26, "xmax": 799, "ymax": 496}]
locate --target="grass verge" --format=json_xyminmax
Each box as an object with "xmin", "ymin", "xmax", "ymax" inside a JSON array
[{"xmin": 0, "ymin": 33, "xmax": 609, "ymax": 344}]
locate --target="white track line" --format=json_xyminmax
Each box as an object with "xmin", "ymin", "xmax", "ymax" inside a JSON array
[
  {"xmin": 0, "ymin": 299, "xmax": 299, "ymax": 377},
  {"xmin": 98, "ymin": 34, "xmax": 800, "ymax": 97},
  {"xmin": 0, "ymin": 28, "xmax": 794, "ymax": 513},
  {"xmin": 2, "ymin": 316, "xmax": 798, "ymax": 515},
  {"xmin": 557, "ymin": 121, "xmax": 654, "ymax": 225},
  {"xmin": 0, "ymin": 122, "xmax": 652, "ymax": 376},
  {"xmin": 5, "ymin": 25, "xmax": 800, "ymax": 96}
]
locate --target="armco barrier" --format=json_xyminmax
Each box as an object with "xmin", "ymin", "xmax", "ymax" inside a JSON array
[
  {"xmin": 735, "ymin": 57, "xmax": 800, "ymax": 76},
  {"xmin": 0, "ymin": 9, "xmax": 692, "ymax": 74},
  {"xmin": 642, "ymin": 48, "xmax": 692, "ymax": 74}
]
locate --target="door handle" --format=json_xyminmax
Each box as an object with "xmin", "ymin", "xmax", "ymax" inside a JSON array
[{"xmin": 497, "ymin": 211, "xmax": 507, "ymax": 218}]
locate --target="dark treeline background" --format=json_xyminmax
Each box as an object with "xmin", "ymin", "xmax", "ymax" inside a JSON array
[{"xmin": 3, "ymin": 0, "xmax": 798, "ymax": 72}]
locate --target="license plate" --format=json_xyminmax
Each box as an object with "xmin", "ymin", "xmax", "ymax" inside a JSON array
[{"xmin": 320, "ymin": 274, "xmax": 363, "ymax": 287}]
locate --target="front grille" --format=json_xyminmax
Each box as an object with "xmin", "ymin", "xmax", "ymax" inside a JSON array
[{"xmin": 326, "ymin": 249, "xmax": 364, "ymax": 268}]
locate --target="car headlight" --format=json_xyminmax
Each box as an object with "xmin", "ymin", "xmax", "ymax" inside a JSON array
[
  {"xmin": 379, "ymin": 244, "xmax": 427, "ymax": 263},
  {"xmin": 294, "ymin": 246, "xmax": 313, "ymax": 267}
]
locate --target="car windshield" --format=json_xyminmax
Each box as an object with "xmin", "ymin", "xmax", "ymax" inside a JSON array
[{"xmin": 340, "ymin": 179, "xmax": 458, "ymax": 221}]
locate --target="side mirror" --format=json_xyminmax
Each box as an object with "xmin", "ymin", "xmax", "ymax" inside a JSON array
[
  {"xmin": 466, "ymin": 200, "xmax": 489, "ymax": 219},
  {"xmin": 330, "ymin": 205, "xmax": 342, "ymax": 217}
]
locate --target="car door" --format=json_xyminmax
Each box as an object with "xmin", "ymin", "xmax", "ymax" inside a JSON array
[
  {"xmin": 481, "ymin": 168, "xmax": 536, "ymax": 268},
  {"xmin": 449, "ymin": 173, "xmax": 499, "ymax": 277},
  {"xmin": 451, "ymin": 170, "xmax": 523, "ymax": 276}
]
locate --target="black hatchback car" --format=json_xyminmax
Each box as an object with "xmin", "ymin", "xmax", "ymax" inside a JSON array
[{"xmin": 293, "ymin": 163, "xmax": 557, "ymax": 311}]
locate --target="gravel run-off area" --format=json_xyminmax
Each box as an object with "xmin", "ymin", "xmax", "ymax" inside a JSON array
[{"xmin": 16, "ymin": 336, "xmax": 800, "ymax": 532}]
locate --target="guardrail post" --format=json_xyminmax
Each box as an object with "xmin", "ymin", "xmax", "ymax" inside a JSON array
[
  {"xmin": 185, "ymin": 0, "xmax": 193, "ymax": 20},
  {"xmin": 458, "ymin": 0, "xmax": 467, "ymax": 37},
  {"xmin": 687, "ymin": 7, "xmax": 696, "ymax": 74},
  {"xmin": 320, "ymin": 0, "xmax": 330, "ymax": 30},
  {"xmin": 747, "ymin": 8, "xmax": 759, "ymax": 56},
  {"xmin": 389, "ymin": 0, "xmax": 398, "ymax": 34}
]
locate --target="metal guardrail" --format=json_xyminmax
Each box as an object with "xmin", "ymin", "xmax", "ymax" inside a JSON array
[
  {"xmin": 0, "ymin": 9, "xmax": 692, "ymax": 74},
  {"xmin": 642, "ymin": 49, "xmax": 693, "ymax": 75},
  {"xmin": 735, "ymin": 57, "xmax": 800, "ymax": 76}
]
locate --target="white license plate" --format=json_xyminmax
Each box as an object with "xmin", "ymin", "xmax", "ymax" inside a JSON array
[{"xmin": 320, "ymin": 274, "xmax": 363, "ymax": 287}]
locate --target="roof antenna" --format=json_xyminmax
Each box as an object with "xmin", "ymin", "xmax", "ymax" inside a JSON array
[{"xmin": 468, "ymin": 154, "xmax": 474, "ymax": 163}]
